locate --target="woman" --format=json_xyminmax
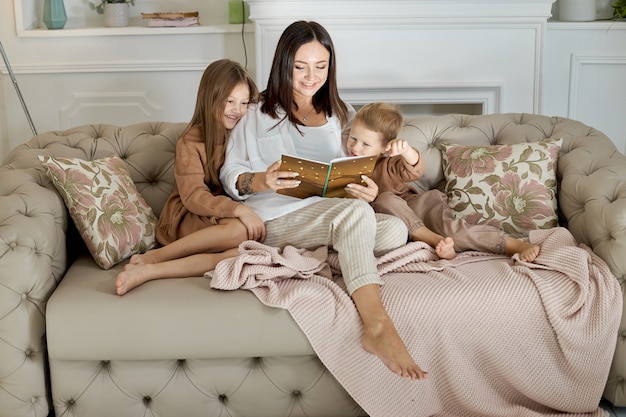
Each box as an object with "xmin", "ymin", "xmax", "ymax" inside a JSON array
[
  {"xmin": 115, "ymin": 59, "xmax": 264, "ymax": 296},
  {"xmin": 220, "ymin": 21, "xmax": 428, "ymax": 380}
]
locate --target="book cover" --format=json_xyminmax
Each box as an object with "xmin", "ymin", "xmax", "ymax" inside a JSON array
[{"xmin": 277, "ymin": 154, "xmax": 377, "ymax": 199}]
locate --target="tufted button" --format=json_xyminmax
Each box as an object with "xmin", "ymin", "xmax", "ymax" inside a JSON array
[
  {"xmin": 25, "ymin": 348, "xmax": 33, "ymax": 358},
  {"xmin": 292, "ymin": 390, "xmax": 301, "ymax": 397},
  {"xmin": 218, "ymin": 394, "xmax": 228, "ymax": 403},
  {"xmin": 67, "ymin": 399, "xmax": 76, "ymax": 406},
  {"xmin": 143, "ymin": 396, "xmax": 152, "ymax": 405},
  {"xmin": 21, "ymin": 293, "xmax": 27, "ymax": 300},
  {"xmin": 30, "ymin": 397, "xmax": 37, "ymax": 404},
  {"xmin": 9, "ymin": 241, "xmax": 16, "ymax": 249}
]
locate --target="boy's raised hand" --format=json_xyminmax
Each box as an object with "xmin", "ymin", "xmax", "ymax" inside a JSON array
[
  {"xmin": 386, "ymin": 139, "xmax": 420, "ymax": 166},
  {"xmin": 385, "ymin": 139, "xmax": 410, "ymax": 157}
]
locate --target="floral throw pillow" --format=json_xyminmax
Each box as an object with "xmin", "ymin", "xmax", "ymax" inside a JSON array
[
  {"xmin": 39, "ymin": 155, "xmax": 158, "ymax": 269},
  {"xmin": 440, "ymin": 139, "xmax": 562, "ymax": 237}
]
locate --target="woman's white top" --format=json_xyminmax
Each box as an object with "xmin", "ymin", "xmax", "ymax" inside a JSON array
[{"xmin": 220, "ymin": 103, "xmax": 355, "ymax": 221}]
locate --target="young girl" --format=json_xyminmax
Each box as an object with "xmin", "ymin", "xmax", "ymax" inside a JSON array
[
  {"xmin": 347, "ymin": 102, "xmax": 540, "ymax": 262},
  {"xmin": 115, "ymin": 59, "xmax": 264, "ymax": 296}
]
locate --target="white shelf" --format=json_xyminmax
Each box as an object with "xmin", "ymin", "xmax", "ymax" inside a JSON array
[
  {"xmin": 14, "ymin": 0, "xmax": 251, "ymax": 38},
  {"xmin": 547, "ymin": 19, "xmax": 626, "ymax": 29},
  {"xmin": 17, "ymin": 23, "xmax": 252, "ymax": 38}
]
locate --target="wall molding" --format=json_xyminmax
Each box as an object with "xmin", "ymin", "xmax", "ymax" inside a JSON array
[
  {"xmin": 0, "ymin": 60, "xmax": 212, "ymax": 75},
  {"xmin": 59, "ymin": 92, "xmax": 162, "ymax": 128},
  {"xmin": 567, "ymin": 53, "xmax": 626, "ymax": 119},
  {"xmin": 248, "ymin": 0, "xmax": 556, "ymax": 21}
]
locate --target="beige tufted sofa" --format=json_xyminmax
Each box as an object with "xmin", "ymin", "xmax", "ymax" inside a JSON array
[{"xmin": 0, "ymin": 113, "xmax": 625, "ymax": 417}]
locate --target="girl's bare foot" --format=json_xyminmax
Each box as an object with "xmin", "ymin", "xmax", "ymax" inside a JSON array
[
  {"xmin": 361, "ymin": 316, "xmax": 429, "ymax": 380},
  {"xmin": 435, "ymin": 237, "xmax": 456, "ymax": 260},
  {"xmin": 116, "ymin": 264, "xmax": 151, "ymax": 295},
  {"xmin": 128, "ymin": 251, "xmax": 158, "ymax": 265}
]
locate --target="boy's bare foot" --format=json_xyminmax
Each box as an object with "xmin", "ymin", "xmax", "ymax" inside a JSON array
[
  {"xmin": 435, "ymin": 237, "xmax": 456, "ymax": 260},
  {"xmin": 518, "ymin": 242, "xmax": 540, "ymax": 262},
  {"xmin": 361, "ymin": 316, "xmax": 429, "ymax": 380},
  {"xmin": 505, "ymin": 237, "xmax": 540, "ymax": 263},
  {"xmin": 116, "ymin": 263, "xmax": 151, "ymax": 295}
]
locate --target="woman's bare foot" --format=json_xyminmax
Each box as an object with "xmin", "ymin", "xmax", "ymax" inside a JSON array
[
  {"xmin": 116, "ymin": 263, "xmax": 151, "ymax": 296},
  {"xmin": 435, "ymin": 237, "xmax": 456, "ymax": 260},
  {"xmin": 362, "ymin": 316, "xmax": 429, "ymax": 380}
]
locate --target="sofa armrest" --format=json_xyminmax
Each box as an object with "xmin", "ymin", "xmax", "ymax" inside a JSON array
[
  {"xmin": 0, "ymin": 165, "xmax": 68, "ymax": 416},
  {"xmin": 558, "ymin": 134, "xmax": 626, "ymax": 283}
]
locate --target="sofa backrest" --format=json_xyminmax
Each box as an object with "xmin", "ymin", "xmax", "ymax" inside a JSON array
[
  {"xmin": 2, "ymin": 114, "xmax": 624, "ymax": 283},
  {"xmin": 1, "ymin": 114, "xmax": 616, "ymax": 216},
  {"xmin": 399, "ymin": 113, "xmax": 610, "ymax": 193},
  {"xmin": 2, "ymin": 122, "xmax": 187, "ymax": 218}
]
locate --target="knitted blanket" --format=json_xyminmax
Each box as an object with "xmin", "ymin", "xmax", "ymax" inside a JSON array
[{"xmin": 208, "ymin": 227, "xmax": 621, "ymax": 417}]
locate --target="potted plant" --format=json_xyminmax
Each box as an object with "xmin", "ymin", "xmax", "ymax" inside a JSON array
[
  {"xmin": 89, "ymin": 0, "xmax": 135, "ymax": 14},
  {"xmin": 614, "ymin": 0, "xmax": 626, "ymax": 19},
  {"xmin": 88, "ymin": 0, "xmax": 135, "ymax": 27}
]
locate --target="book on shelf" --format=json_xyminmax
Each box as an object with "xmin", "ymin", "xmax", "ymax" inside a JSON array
[
  {"xmin": 277, "ymin": 154, "xmax": 377, "ymax": 199},
  {"xmin": 141, "ymin": 11, "xmax": 199, "ymax": 19},
  {"xmin": 141, "ymin": 11, "xmax": 200, "ymax": 27},
  {"xmin": 147, "ymin": 17, "xmax": 199, "ymax": 27}
]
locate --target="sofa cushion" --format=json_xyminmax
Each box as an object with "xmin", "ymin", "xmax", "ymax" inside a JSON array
[
  {"xmin": 39, "ymin": 155, "xmax": 158, "ymax": 269},
  {"xmin": 46, "ymin": 256, "xmax": 315, "ymax": 360},
  {"xmin": 440, "ymin": 139, "xmax": 562, "ymax": 237}
]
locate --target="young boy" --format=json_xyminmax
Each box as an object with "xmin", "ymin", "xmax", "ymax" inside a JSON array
[{"xmin": 347, "ymin": 102, "xmax": 540, "ymax": 262}]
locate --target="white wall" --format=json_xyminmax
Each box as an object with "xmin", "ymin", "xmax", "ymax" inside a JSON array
[
  {"xmin": 1, "ymin": 0, "xmax": 625, "ymax": 162},
  {"xmin": 0, "ymin": 0, "xmax": 255, "ymax": 161},
  {"xmin": 543, "ymin": 21, "xmax": 626, "ymax": 153}
]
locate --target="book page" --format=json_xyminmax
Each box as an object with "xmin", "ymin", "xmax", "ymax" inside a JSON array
[{"xmin": 324, "ymin": 155, "xmax": 377, "ymax": 198}]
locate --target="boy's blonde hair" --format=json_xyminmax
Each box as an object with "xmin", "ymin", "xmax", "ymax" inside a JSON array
[{"xmin": 354, "ymin": 102, "xmax": 403, "ymax": 145}]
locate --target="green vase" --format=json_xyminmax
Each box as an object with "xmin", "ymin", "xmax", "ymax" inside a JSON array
[{"xmin": 43, "ymin": 0, "xmax": 67, "ymax": 30}]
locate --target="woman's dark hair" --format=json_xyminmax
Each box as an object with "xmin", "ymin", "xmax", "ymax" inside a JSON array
[
  {"xmin": 187, "ymin": 59, "xmax": 258, "ymax": 187},
  {"xmin": 261, "ymin": 20, "xmax": 348, "ymax": 128}
]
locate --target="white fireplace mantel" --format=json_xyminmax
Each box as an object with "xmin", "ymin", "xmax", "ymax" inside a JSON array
[{"xmin": 247, "ymin": 0, "xmax": 556, "ymax": 114}]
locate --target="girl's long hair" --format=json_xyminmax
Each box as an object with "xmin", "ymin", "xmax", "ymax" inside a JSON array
[
  {"xmin": 261, "ymin": 21, "xmax": 348, "ymax": 129},
  {"xmin": 187, "ymin": 59, "xmax": 258, "ymax": 188}
]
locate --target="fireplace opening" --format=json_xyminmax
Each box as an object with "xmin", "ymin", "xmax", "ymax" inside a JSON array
[
  {"xmin": 340, "ymin": 85, "xmax": 499, "ymax": 117},
  {"xmin": 351, "ymin": 103, "xmax": 483, "ymax": 118}
]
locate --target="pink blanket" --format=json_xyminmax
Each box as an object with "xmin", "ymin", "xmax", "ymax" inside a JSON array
[{"xmin": 209, "ymin": 227, "xmax": 620, "ymax": 417}]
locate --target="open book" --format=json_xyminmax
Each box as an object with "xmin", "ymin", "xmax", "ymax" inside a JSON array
[{"xmin": 277, "ymin": 154, "xmax": 377, "ymax": 199}]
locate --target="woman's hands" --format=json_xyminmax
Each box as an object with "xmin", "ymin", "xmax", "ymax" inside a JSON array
[
  {"xmin": 234, "ymin": 204, "xmax": 266, "ymax": 242},
  {"xmin": 345, "ymin": 175, "xmax": 378, "ymax": 203},
  {"xmin": 266, "ymin": 160, "xmax": 301, "ymax": 191},
  {"xmin": 270, "ymin": 159, "xmax": 378, "ymax": 202}
]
